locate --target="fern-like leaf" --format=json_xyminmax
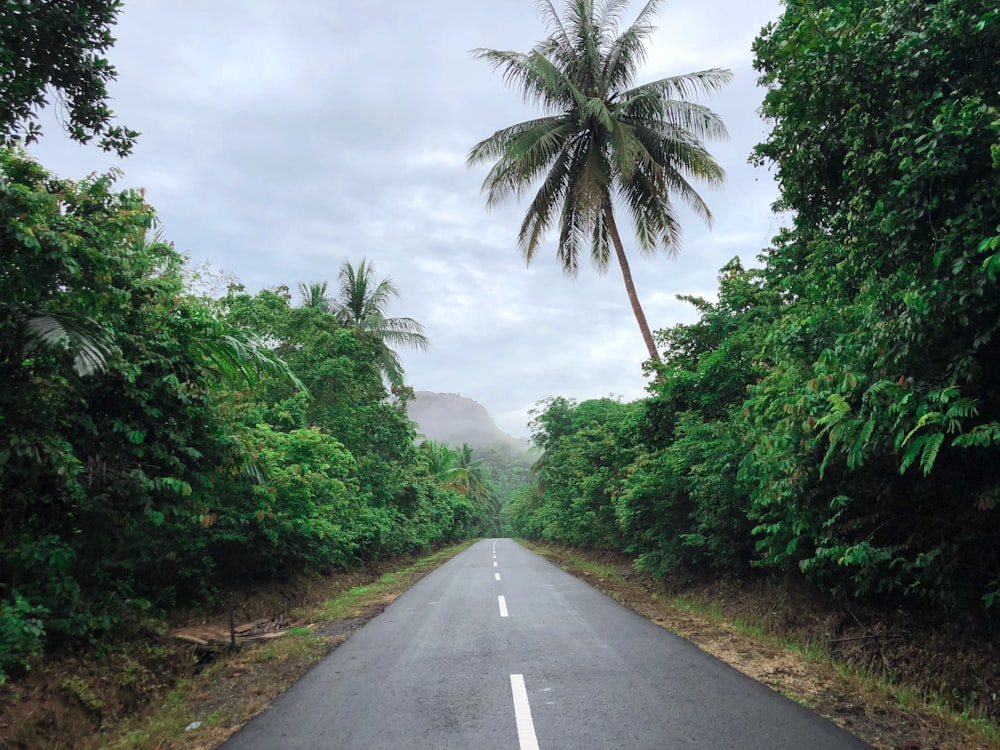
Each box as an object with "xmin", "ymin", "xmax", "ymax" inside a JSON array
[{"xmin": 919, "ymin": 432, "xmax": 945, "ymax": 476}]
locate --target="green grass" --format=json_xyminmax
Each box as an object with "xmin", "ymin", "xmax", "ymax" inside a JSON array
[
  {"xmin": 517, "ymin": 539, "xmax": 621, "ymax": 580},
  {"xmin": 567, "ymin": 555, "xmax": 620, "ymax": 580},
  {"xmin": 315, "ymin": 540, "xmax": 476, "ymax": 621},
  {"xmin": 316, "ymin": 584, "xmax": 378, "ymax": 620}
]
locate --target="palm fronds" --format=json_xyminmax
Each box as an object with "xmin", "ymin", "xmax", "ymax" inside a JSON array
[
  {"xmin": 468, "ymin": 0, "xmax": 731, "ymax": 362},
  {"xmin": 301, "ymin": 258, "xmax": 429, "ymax": 388},
  {"xmin": 21, "ymin": 310, "xmax": 117, "ymax": 376}
]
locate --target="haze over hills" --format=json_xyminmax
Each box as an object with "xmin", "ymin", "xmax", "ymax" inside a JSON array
[{"xmin": 408, "ymin": 391, "xmax": 531, "ymax": 452}]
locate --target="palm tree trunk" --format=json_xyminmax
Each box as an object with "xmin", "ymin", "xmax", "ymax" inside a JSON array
[{"xmin": 605, "ymin": 206, "xmax": 662, "ymax": 364}]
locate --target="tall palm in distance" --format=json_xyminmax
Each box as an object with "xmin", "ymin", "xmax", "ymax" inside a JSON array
[
  {"xmin": 297, "ymin": 280, "xmax": 333, "ymax": 313},
  {"xmin": 299, "ymin": 259, "xmax": 429, "ymax": 389},
  {"xmin": 467, "ymin": 0, "xmax": 731, "ymax": 363}
]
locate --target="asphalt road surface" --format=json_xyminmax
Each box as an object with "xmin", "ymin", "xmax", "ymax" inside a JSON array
[{"xmin": 223, "ymin": 539, "xmax": 871, "ymax": 749}]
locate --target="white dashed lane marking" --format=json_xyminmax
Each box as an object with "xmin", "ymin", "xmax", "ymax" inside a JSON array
[
  {"xmin": 510, "ymin": 674, "xmax": 540, "ymax": 750},
  {"xmin": 498, "ymin": 595, "xmax": 509, "ymax": 617}
]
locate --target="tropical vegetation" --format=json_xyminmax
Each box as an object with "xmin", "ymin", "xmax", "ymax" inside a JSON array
[
  {"xmin": 0, "ymin": 151, "xmax": 492, "ymax": 683},
  {"xmin": 0, "ymin": 0, "xmax": 138, "ymax": 155},
  {"xmin": 322, "ymin": 258, "xmax": 429, "ymax": 389},
  {"xmin": 5, "ymin": 0, "xmax": 1000, "ymax": 729},
  {"xmin": 508, "ymin": 0, "xmax": 1000, "ymax": 625}
]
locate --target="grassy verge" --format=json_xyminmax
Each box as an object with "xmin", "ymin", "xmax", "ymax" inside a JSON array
[{"xmin": 519, "ymin": 539, "xmax": 1000, "ymax": 750}]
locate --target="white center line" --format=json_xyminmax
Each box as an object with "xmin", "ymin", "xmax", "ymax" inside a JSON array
[
  {"xmin": 494, "ymin": 561, "xmax": 498, "ymax": 567},
  {"xmin": 509, "ymin": 674, "xmax": 540, "ymax": 750},
  {"xmin": 495, "ymin": 572, "xmax": 501, "ymax": 581},
  {"xmin": 498, "ymin": 595, "xmax": 509, "ymax": 617}
]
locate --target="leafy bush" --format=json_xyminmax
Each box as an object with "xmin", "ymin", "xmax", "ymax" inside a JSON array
[{"xmin": 0, "ymin": 592, "xmax": 48, "ymax": 684}]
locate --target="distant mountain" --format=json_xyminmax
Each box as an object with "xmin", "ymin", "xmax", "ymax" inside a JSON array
[{"xmin": 408, "ymin": 391, "xmax": 528, "ymax": 451}]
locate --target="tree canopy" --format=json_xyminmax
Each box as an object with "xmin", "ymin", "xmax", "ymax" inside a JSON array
[
  {"xmin": 0, "ymin": 151, "xmax": 485, "ymax": 683},
  {"xmin": 327, "ymin": 258, "xmax": 430, "ymax": 389},
  {"xmin": 0, "ymin": 1, "xmax": 138, "ymax": 155}
]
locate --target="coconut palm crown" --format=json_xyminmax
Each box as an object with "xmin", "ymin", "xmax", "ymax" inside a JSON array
[
  {"xmin": 297, "ymin": 280, "xmax": 333, "ymax": 313},
  {"xmin": 467, "ymin": 0, "xmax": 732, "ymax": 362},
  {"xmin": 330, "ymin": 258, "xmax": 429, "ymax": 389}
]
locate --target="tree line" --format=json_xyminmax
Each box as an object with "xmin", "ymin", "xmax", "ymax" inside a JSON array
[
  {"xmin": 506, "ymin": 0, "xmax": 1000, "ymax": 621},
  {"xmin": 0, "ymin": 148, "xmax": 514, "ymax": 681}
]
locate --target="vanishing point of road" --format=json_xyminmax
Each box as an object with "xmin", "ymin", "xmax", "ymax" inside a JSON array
[{"xmin": 223, "ymin": 539, "xmax": 871, "ymax": 749}]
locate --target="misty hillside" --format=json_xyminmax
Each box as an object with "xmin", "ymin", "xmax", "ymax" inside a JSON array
[{"xmin": 408, "ymin": 391, "xmax": 529, "ymax": 451}]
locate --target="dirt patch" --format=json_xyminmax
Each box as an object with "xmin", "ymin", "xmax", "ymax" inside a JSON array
[
  {"xmin": 312, "ymin": 616, "xmax": 370, "ymax": 638},
  {"xmin": 523, "ymin": 541, "xmax": 999, "ymax": 750},
  {"xmin": 0, "ymin": 542, "xmax": 472, "ymax": 750}
]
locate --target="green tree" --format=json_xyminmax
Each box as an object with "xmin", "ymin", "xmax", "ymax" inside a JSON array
[
  {"xmin": 0, "ymin": 150, "xmax": 483, "ymax": 679},
  {"xmin": 467, "ymin": 0, "xmax": 731, "ymax": 362},
  {"xmin": 744, "ymin": 0, "xmax": 1000, "ymax": 607},
  {"xmin": 417, "ymin": 440, "xmax": 501, "ymax": 535},
  {"xmin": 419, "ymin": 440, "xmax": 463, "ymax": 484},
  {"xmin": 510, "ymin": 397, "xmax": 636, "ymax": 548},
  {"xmin": 219, "ymin": 282, "xmax": 488, "ymax": 550},
  {"xmin": 476, "ymin": 442, "xmax": 534, "ymax": 535},
  {"xmin": 618, "ymin": 259, "xmax": 771, "ymax": 576},
  {"xmin": 0, "ymin": 150, "xmax": 285, "ymax": 661},
  {"xmin": 321, "ymin": 259, "xmax": 429, "ymax": 389},
  {"xmin": 0, "ymin": 1, "xmax": 138, "ymax": 155}
]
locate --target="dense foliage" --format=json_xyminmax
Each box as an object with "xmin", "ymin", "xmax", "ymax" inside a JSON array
[
  {"xmin": 508, "ymin": 0, "xmax": 1000, "ymax": 619},
  {"xmin": 0, "ymin": 0, "xmax": 138, "ymax": 155},
  {"xmin": 298, "ymin": 259, "xmax": 430, "ymax": 390},
  {"xmin": 507, "ymin": 397, "xmax": 637, "ymax": 549},
  {"xmin": 0, "ymin": 150, "xmax": 487, "ymax": 683}
]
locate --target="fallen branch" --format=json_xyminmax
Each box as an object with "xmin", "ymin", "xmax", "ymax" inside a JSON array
[{"xmin": 172, "ymin": 615, "xmax": 292, "ymax": 648}]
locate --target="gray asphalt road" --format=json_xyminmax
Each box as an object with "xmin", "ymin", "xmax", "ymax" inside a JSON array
[{"xmin": 223, "ymin": 539, "xmax": 871, "ymax": 749}]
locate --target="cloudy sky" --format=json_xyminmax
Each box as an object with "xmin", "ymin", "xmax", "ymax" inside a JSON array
[{"xmin": 29, "ymin": 0, "xmax": 786, "ymax": 437}]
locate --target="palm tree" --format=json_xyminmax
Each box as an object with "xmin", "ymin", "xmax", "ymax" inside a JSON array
[
  {"xmin": 419, "ymin": 440, "xmax": 465, "ymax": 486},
  {"xmin": 454, "ymin": 442, "xmax": 490, "ymax": 498},
  {"xmin": 419, "ymin": 440, "xmax": 501, "ymax": 533},
  {"xmin": 467, "ymin": 0, "xmax": 731, "ymax": 363},
  {"xmin": 297, "ymin": 281, "xmax": 333, "ymax": 312},
  {"xmin": 455, "ymin": 442, "xmax": 503, "ymax": 534},
  {"xmin": 331, "ymin": 258, "xmax": 430, "ymax": 388}
]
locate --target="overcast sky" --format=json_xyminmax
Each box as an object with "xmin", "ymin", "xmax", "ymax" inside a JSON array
[{"xmin": 29, "ymin": 0, "xmax": 786, "ymax": 437}]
